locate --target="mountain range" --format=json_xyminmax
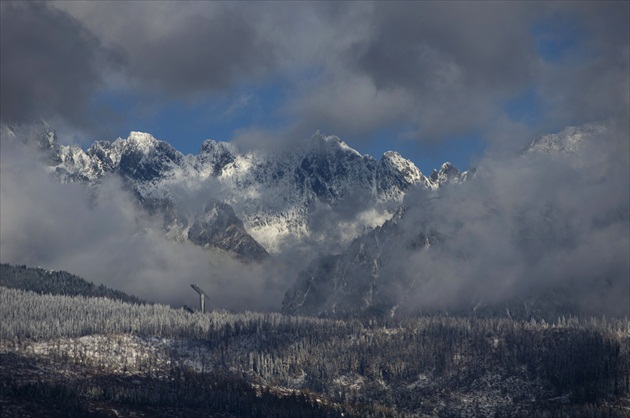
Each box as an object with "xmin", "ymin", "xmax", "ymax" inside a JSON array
[
  {"xmin": 2, "ymin": 122, "xmax": 625, "ymax": 318},
  {"xmin": 282, "ymin": 122, "xmax": 626, "ymax": 318},
  {"xmin": 2, "ymin": 126, "xmax": 466, "ymax": 260}
]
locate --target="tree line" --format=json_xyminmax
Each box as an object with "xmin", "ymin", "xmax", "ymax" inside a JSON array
[{"xmin": 1, "ymin": 286, "xmax": 628, "ymax": 416}]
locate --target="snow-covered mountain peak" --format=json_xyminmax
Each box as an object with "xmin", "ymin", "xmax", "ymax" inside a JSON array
[
  {"xmin": 309, "ymin": 132, "xmax": 362, "ymax": 157},
  {"xmin": 429, "ymin": 161, "xmax": 464, "ymax": 187},
  {"xmin": 200, "ymin": 139, "xmax": 238, "ymax": 156},
  {"xmin": 8, "ymin": 124, "xmax": 460, "ymax": 261},
  {"xmin": 382, "ymin": 150, "xmax": 401, "ymax": 159},
  {"xmin": 126, "ymin": 131, "xmax": 159, "ymax": 154},
  {"xmin": 197, "ymin": 139, "xmax": 238, "ymax": 177},
  {"xmin": 524, "ymin": 123, "xmax": 608, "ymax": 155},
  {"xmin": 381, "ymin": 151, "xmax": 425, "ymax": 185}
]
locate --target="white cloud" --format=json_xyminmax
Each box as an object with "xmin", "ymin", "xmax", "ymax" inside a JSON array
[{"xmin": 0, "ymin": 135, "xmax": 287, "ymax": 311}]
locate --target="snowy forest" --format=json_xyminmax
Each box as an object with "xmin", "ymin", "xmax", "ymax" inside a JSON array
[{"xmin": 1, "ymin": 266, "xmax": 629, "ymax": 417}]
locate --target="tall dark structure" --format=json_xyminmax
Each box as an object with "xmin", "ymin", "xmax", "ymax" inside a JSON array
[{"xmin": 190, "ymin": 284, "xmax": 207, "ymax": 313}]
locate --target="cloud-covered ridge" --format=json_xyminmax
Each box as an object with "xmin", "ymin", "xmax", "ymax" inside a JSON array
[{"xmin": 284, "ymin": 122, "xmax": 630, "ymax": 318}]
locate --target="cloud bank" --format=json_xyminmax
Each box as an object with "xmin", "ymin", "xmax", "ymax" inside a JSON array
[
  {"xmin": 392, "ymin": 122, "xmax": 629, "ymax": 317},
  {"xmin": 0, "ymin": 134, "xmax": 291, "ymax": 311},
  {"xmin": 0, "ymin": 2, "xmax": 117, "ymax": 135},
  {"xmin": 1, "ymin": 1, "xmax": 627, "ymax": 153}
]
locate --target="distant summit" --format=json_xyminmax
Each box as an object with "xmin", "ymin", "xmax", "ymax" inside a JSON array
[
  {"xmin": 3, "ymin": 126, "xmax": 464, "ymax": 261},
  {"xmin": 522, "ymin": 123, "xmax": 608, "ymax": 155},
  {"xmin": 283, "ymin": 123, "xmax": 622, "ymax": 319}
]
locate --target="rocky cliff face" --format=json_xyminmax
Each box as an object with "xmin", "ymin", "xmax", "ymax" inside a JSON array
[
  {"xmin": 281, "ymin": 207, "xmax": 435, "ymax": 317},
  {"xmin": 187, "ymin": 200, "xmax": 268, "ymax": 262},
  {"xmin": 282, "ymin": 123, "xmax": 622, "ymax": 319},
  {"xmin": 4, "ymin": 126, "xmax": 461, "ymax": 263},
  {"xmin": 3, "ymin": 122, "xmax": 622, "ymax": 318}
]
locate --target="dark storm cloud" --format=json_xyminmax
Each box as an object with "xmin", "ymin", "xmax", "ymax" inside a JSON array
[
  {"xmin": 351, "ymin": 2, "xmax": 534, "ymax": 94},
  {"xmin": 120, "ymin": 6, "xmax": 278, "ymax": 97},
  {"xmin": 282, "ymin": 2, "xmax": 536, "ymax": 140},
  {"xmin": 53, "ymin": 1, "xmax": 284, "ymax": 97},
  {"xmin": 24, "ymin": 1, "xmax": 626, "ymax": 152},
  {"xmin": 1, "ymin": 1, "xmax": 282, "ymax": 137},
  {"xmin": 288, "ymin": 1, "xmax": 628, "ymax": 145},
  {"xmin": 0, "ymin": 2, "xmax": 119, "ymax": 131}
]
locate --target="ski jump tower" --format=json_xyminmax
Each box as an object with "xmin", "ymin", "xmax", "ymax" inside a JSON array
[{"xmin": 190, "ymin": 284, "xmax": 207, "ymax": 313}]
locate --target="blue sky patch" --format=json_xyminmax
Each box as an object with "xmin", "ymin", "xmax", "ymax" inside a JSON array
[
  {"xmin": 505, "ymin": 88, "xmax": 543, "ymax": 127},
  {"xmin": 531, "ymin": 13, "xmax": 586, "ymax": 63}
]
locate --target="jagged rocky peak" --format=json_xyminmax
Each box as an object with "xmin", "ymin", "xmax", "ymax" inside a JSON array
[
  {"xmin": 308, "ymin": 132, "xmax": 362, "ymax": 157},
  {"xmin": 197, "ymin": 139, "xmax": 237, "ymax": 176},
  {"xmin": 112, "ymin": 132, "xmax": 185, "ymax": 182},
  {"xmin": 199, "ymin": 139, "xmax": 238, "ymax": 156},
  {"xmin": 1, "ymin": 123, "xmax": 62, "ymax": 164},
  {"xmin": 188, "ymin": 200, "xmax": 268, "ymax": 262},
  {"xmin": 430, "ymin": 162, "xmax": 462, "ymax": 186},
  {"xmin": 127, "ymin": 131, "xmax": 157, "ymax": 150},
  {"xmin": 124, "ymin": 132, "xmax": 182, "ymax": 159},
  {"xmin": 87, "ymin": 140, "xmax": 126, "ymax": 172},
  {"xmin": 381, "ymin": 151, "xmax": 425, "ymax": 185},
  {"xmin": 297, "ymin": 133, "xmax": 367, "ymax": 187},
  {"xmin": 6, "ymin": 123, "xmax": 460, "ymax": 263}
]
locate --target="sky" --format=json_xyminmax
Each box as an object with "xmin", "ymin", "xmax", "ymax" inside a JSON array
[{"xmin": 1, "ymin": 1, "xmax": 628, "ymax": 173}]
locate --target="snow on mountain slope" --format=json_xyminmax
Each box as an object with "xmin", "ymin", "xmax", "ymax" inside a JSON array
[
  {"xmin": 429, "ymin": 162, "xmax": 465, "ymax": 186},
  {"xmin": 281, "ymin": 207, "xmax": 428, "ymax": 317},
  {"xmin": 283, "ymin": 122, "xmax": 626, "ymax": 318},
  {"xmin": 523, "ymin": 123, "xmax": 608, "ymax": 155},
  {"xmin": 4, "ymin": 126, "xmax": 454, "ymax": 261},
  {"xmin": 187, "ymin": 199, "xmax": 268, "ymax": 262},
  {"xmin": 210, "ymin": 133, "xmax": 434, "ymax": 253}
]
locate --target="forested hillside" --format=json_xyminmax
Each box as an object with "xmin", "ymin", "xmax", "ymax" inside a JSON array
[
  {"xmin": 1, "ymin": 286, "xmax": 628, "ymax": 417},
  {"xmin": 0, "ymin": 264, "xmax": 143, "ymax": 304}
]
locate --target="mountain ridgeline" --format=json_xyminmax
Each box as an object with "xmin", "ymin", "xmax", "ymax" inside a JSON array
[
  {"xmin": 283, "ymin": 123, "xmax": 629, "ymax": 319},
  {"xmin": 0, "ymin": 263, "xmax": 143, "ymax": 304},
  {"xmin": 2, "ymin": 122, "xmax": 627, "ymax": 319},
  {"xmin": 2, "ymin": 126, "xmax": 464, "ymax": 262},
  {"xmin": 1, "ymin": 122, "xmax": 628, "ymax": 416}
]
